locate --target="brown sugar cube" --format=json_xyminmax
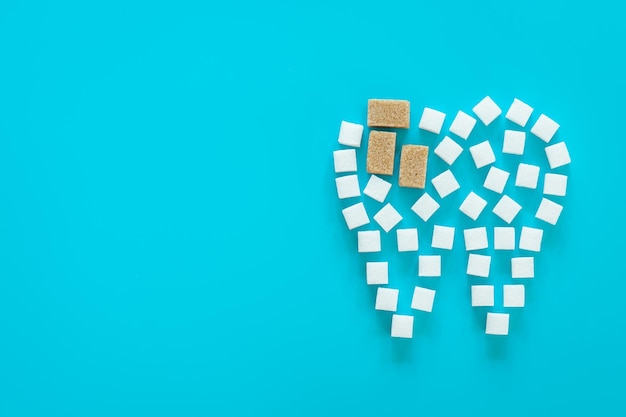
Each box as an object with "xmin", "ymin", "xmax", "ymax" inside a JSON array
[
  {"xmin": 367, "ymin": 99, "xmax": 410, "ymax": 128},
  {"xmin": 366, "ymin": 130, "xmax": 396, "ymax": 176},
  {"xmin": 399, "ymin": 145, "xmax": 429, "ymax": 189}
]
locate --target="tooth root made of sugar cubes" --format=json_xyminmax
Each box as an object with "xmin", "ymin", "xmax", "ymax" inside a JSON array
[
  {"xmin": 373, "ymin": 203, "xmax": 403, "ymax": 233},
  {"xmin": 519, "ymin": 226, "xmax": 543, "ymax": 252},
  {"xmin": 431, "ymin": 225, "xmax": 455, "ymax": 250},
  {"xmin": 467, "ymin": 254, "xmax": 492, "ymax": 278},
  {"xmin": 545, "ymin": 142, "xmax": 571, "ymax": 169},
  {"xmin": 502, "ymin": 130, "xmax": 526, "ymax": 155},
  {"xmin": 483, "ymin": 166, "xmax": 510, "ymax": 194},
  {"xmin": 418, "ymin": 255, "xmax": 441, "ymax": 277},
  {"xmin": 543, "ymin": 173, "xmax": 568, "ymax": 197},
  {"xmin": 364, "ymin": 175, "xmax": 392, "ymax": 202},
  {"xmin": 357, "ymin": 230, "xmax": 381, "ymax": 253},
  {"xmin": 411, "ymin": 192, "xmax": 440, "ymax": 222},
  {"xmin": 472, "ymin": 96, "xmax": 502, "ymax": 126},
  {"xmin": 503, "ymin": 284, "xmax": 525, "ymax": 308},
  {"xmin": 333, "ymin": 149, "xmax": 357, "ymax": 173},
  {"xmin": 366, "ymin": 261, "xmax": 389, "ymax": 285},
  {"xmin": 469, "ymin": 140, "xmax": 496, "ymax": 168},
  {"xmin": 464, "ymin": 227, "xmax": 488, "ymax": 251},
  {"xmin": 505, "ymin": 98, "xmax": 534, "ymax": 127},
  {"xmin": 367, "ymin": 99, "xmax": 410, "ymax": 129},
  {"xmin": 494, "ymin": 227, "xmax": 516, "ymax": 250},
  {"xmin": 492, "ymin": 195, "xmax": 522, "ymax": 224},
  {"xmin": 367, "ymin": 130, "xmax": 396, "ymax": 176},
  {"xmin": 397, "ymin": 228, "xmax": 419, "ymax": 252},
  {"xmin": 515, "ymin": 163, "xmax": 540, "ymax": 189},
  {"xmin": 530, "ymin": 114, "xmax": 560, "ymax": 143},
  {"xmin": 431, "ymin": 169, "xmax": 460, "ymax": 198},
  {"xmin": 449, "ymin": 110, "xmax": 477, "ymax": 140},
  {"xmin": 459, "ymin": 191, "xmax": 488, "ymax": 220},
  {"xmin": 342, "ymin": 202, "xmax": 370, "ymax": 230},
  {"xmin": 391, "ymin": 314, "xmax": 414, "ymax": 338},
  {"xmin": 375, "ymin": 287, "xmax": 399, "ymax": 312},
  {"xmin": 511, "ymin": 257, "xmax": 535, "ymax": 278},
  {"xmin": 399, "ymin": 145, "xmax": 429, "ymax": 188},
  {"xmin": 418, "ymin": 107, "xmax": 446, "ymax": 134},
  {"xmin": 335, "ymin": 174, "xmax": 361, "ymax": 199},
  {"xmin": 535, "ymin": 198, "xmax": 563, "ymax": 225},
  {"xmin": 411, "ymin": 286, "xmax": 436, "ymax": 313},
  {"xmin": 471, "ymin": 285, "xmax": 494, "ymax": 307},
  {"xmin": 434, "ymin": 136, "xmax": 463, "ymax": 165},
  {"xmin": 485, "ymin": 312, "xmax": 509, "ymax": 335},
  {"xmin": 337, "ymin": 120, "xmax": 364, "ymax": 147}
]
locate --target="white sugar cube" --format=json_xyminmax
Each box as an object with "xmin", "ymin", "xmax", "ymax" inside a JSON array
[
  {"xmin": 419, "ymin": 107, "xmax": 446, "ymax": 134},
  {"xmin": 492, "ymin": 195, "xmax": 522, "ymax": 224},
  {"xmin": 333, "ymin": 149, "xmax": 357, "ymax": 173},
  {"xmin": 432, "ymin": 225, "xmax": 455, "ymax": 250},
  {"xmin": 469, "ymin": 141, "xmax": 496, "ymax": 168},
  {"xmin": 342, "ymin": 202, "xmax": 370, "ymax": 230},
  {"xmin": 535, "ymin": 198, "xmax": 563, "ymax": 225},
  {"xmin": 373, "ymin": 203, "xmax": 403, "ymax": 233},
  {"xmin": 431, "ymin": 169, "xmax": 460, "ymax": 198},
  {"xmin": 519, "ymin": 226, "xmax": 543, "ymax": 252},
  {"xmin": 335, "ymin": 175, "xmax": 361, "ymax": 199},
  {"xmin": 464, "ymin": 227, "xmax": 488, "ymax": 251},
  {"xmin": 505, "ymin": 98, "xmax": 533, "ymax": 127},
  {"xmin": 459, "ymin": 191, "xmax": 487, "ymax": 220},
  {"xmin": 467, "ymin": 254, "xmax": 491, "ymax": 278},
  {"xmin": 366, "ymin": 261, "xmax": 388, "ymax": 285},
  {"xmin": 543, "ymin": 173, "xmax": 568, "ymax": 197},
  {"xmin": 391, "ymin": 314, "xmax": 413, "ymax": 338},
  {"xmin": 515, "ymin": 163, "xmax": 540, "ymax": 189},
  {"xmin": 411, "ymin": 193, "xmax": 440, "ymax": 222},
  {"xmin": 471, "ymin": 285, "xmax": 494, "ymax": 307},
  {"xmin": 494, "ymin": 227, "xmax": 515, "ymax": 250},
  {"xmin": 486, "ymin": 312, "xmax": 509, "ymax": 335},
  {"xmin": 472, "ymin": 96, "xmax": 502, "ymax": 126},
  {"xmin": 449, "ymin": 110, "xmax": 477, "ymax": 140},
  {"xmin": 397, "ymin": 228, "xmax": 419, "ymax": 252},
  {"xmin": 545, "ymin": 142, "xmax": 571, "ymax": 169},
  {"xmin": 503, "ymin": 284, "xmax": 525, "ymax": 307},
  {"xmin": 418, "ymin": 255, "xmax": 441, "ymax": 277},
  {"xmin": 483, "ymin": 166, "xmax": 510, "ymax": 194},
  {"xmin": 503, "ymin": 130, "xmax": 526, "ymax": 155},
  {"xmin": 411, "ymin": 286, "xmax": 436, "ymax": 312},
  {"xmin": 364, "ymin": 175, "xmax": 392, "ymax": 202},
  {"xmin": 375, "ymin": 287, "xmax": 399, "ymax": 312},
  {"xmin": 357, "ymin": 230, "xmax": 381, "ymax": 253},
  {"xmin": 337, "ymin": 120, "xmax": 364, "ymax": 147},
  {"xmin": 434, "ymin": 136, "xmax": 463, "ymax": 165},
  {"xmin": 511, "ymin": 257, "xmax": 534, "ymax": 278},
  {"xmin": 530, "ymin": 114, "xmax": 560, "ymax": 143}
]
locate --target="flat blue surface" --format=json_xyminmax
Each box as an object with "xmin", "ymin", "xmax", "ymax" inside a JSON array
[{"xmin": 0, "ymin": 1, "xmax": 625, "ymax": 416}]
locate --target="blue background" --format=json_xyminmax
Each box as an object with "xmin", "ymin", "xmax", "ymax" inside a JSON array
[{"xmin": 0, "ymin": 1, "xmax": 624, "ymax": 416}]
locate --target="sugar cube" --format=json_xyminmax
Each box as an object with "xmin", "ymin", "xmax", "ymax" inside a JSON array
[
  {"xmin": 472, "ymin": 96, "xmax": 502, "ymax": 126},
  {"xmin": 469, "ymin": 141, "xmax": 496, "ymax": 168},
  {"xmin": 335, "ymin": 174, "xmax": 361, "ymax": 199},
  {"xmin": 418, "ymin": 255, "xmax": 441, "ymax": 277},
  {"xmin": 464, "ymin": 227, "xmax": 488, "ymax": 251},
  {"xmin": 515, "ymin": 163, "xmax": 540, "ymax": 189},
  {"xmin": 337, "ymin": 120, "xmax": 364, "ymax": 147},
  {"xmin": 503, "ymin": 130, "xmax": 526, "ymax": 155},
  {"xmin": 511, "ymin": 257, "xmax": 534, "ymax": 278},
  {"xmin": 471, "ymin": 285, "xmax": 494, "ymax": 307},
  {"xmin": 375, "ymin": 287, "xmax": 399, "ymax": 311},
  {"xmin": 366, "ymin": 261, "xmax": 388, "ymax": 285},
  {"xmin": 485, "ymin": 313, "xmax": 509, "ymax": 335},
  {"xmin": 530, "ymin": 114, "xmax": 560, "ymax": 143},
  {"xmin": 459, "ymin": 191, "xmax": 488, "ymax": 220},
  {"xmin": 449, "ymin": 110, "xmax": 477, "ymax": 140},
  {"xmin": 535, "ymin": 198, "xmax": 563, "ymax": 226},
  {"xmin": 483, "ymin": 166, "xmax": 510, "ymax": 194},
  {"xmin": 391, "ymin": 314, "xmax": 413, "ymax": 338},
  {"xmin": 342, "ymin": 202, "xmax": 369, "ymax": 230},
  {"xmin": 373, "ymin": 203, "xmax": 403, "ymax": 233},
  {"xmin": 418, "ymin": 107, "xmax": 446, "ymax": 134},
  {"xmin": 399, "ymin": 145, "xmax": 429, "ymax": 188},
  {"xmin": 333, "ymin": 149, "xmax": 357, "ymax": 173},
  {"xmin": 519, "ymin": 226, "xmax": 543, "ymax": 252},
  {"xmin": 431, "ymin": 169, "xmax": 460, "ymax": 198},
  {"xmin": 367, "ymin": 130, "xmax": 396, "ymax": 176},
  {"xmin": 494, "ymin": 227, "xmax": 515, "ymax": 250},
  {"xmin": 503, "ymin": 284, "xmax": 525, "ymax": 307},
  {"xmin": 505, "ymin": 98, "xmax": 533, "ymax": 127},
  {"xmin": 397, "ymin": 228, "xmax": 418, "ymax": 252},
  {"xmin": 467, "ymin": 253, "xmax": 491, "ymax": 277},
  {"xmin": 357, "ymin": 230, "xmax": 381, "ymax": 253},
  {"xmin": 432, "ymin": 225, "xmax": 455, "ymax": 250},
  {"xmin": 543, "ymin": 173, "xmax": 568, "ymax": 197},
  {"xmin": 368, "ymin": 99, "xmax": 410, "ymax": 129},
  {"xmin": 545, "ymin": 142, "xmax": 571, "ymax": 169},
  {"xmin": 411, "ymin": 193, "xmax": 440, "ymax": 222},
  {"xmin": 411, "ymin": 286, "xmax": 436, "ymax": 313},
  {"xmin": 434, "ymin": 136, "xmax": 463, "ymax": 165},
  {"xmin": 364, "ymin": 175, "xmax": 392, "ymax": 202},
  {"xmin": 492, "ymin": 195, "xmax": 522, "ymax": 224}
]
